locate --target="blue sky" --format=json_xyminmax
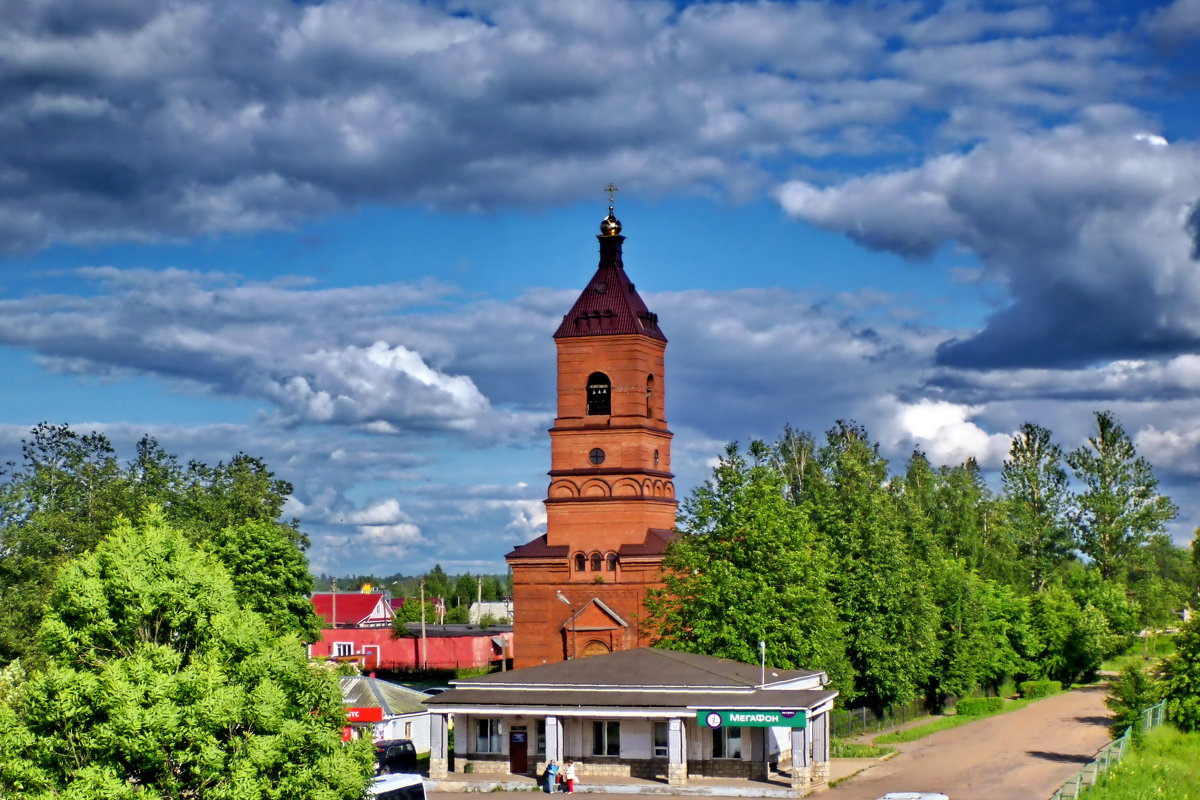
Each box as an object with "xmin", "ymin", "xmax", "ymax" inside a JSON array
[{"xmin": 3, "ymin": 0, "xmax": 1200, "ymax": 576}]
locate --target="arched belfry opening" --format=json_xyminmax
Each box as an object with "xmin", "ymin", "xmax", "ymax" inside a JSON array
[{"xmin": 587, "ymin": 372, "xmax": 611, "ymax": 415}]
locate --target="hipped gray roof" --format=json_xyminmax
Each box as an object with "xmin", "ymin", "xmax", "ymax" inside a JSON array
[
  {"xmin": 341, "ymin": 676, "xmax": 430, "ymax": 716},
  {"xmin": 425, "ymin": 648, "xmax": 836, "ymax": 712}
]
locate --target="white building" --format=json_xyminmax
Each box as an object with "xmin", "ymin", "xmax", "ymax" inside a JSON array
[
  {"xmin": 341, "ymin": 676, "xmax": 432, "ymax": 752},
  {"xmin": 425, "ymin": 647, "xmax": 837, "ymax": 793}
]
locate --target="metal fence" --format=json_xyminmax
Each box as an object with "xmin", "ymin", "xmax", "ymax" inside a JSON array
[
  {"xmin": 830, "ymin": 698, "xmax": 929, "ymax": 738},
  {"xmin": 1047, "ymin": 701, "xmax": 1167, "ymax": 799}
]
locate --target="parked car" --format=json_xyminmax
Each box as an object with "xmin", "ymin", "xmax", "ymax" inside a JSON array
[
  {"xmin": 421, "ymin": 686, "xmax": 451, "ymax": 696},
  {"xmin": 374, "ymin": 739, "xmax": 418, "ymax": 774},
  {"xmin": 369, "ymin": 773, "xmax": 426, "ymax": 800},
  {"xmin": 876, "ymin": 794, "xmax": 949, "ymax": 800}
]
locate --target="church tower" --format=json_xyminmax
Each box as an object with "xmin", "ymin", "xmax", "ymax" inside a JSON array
[{"xmin": 506, "ymin": 190, "xmax": 678, "ymax": 667}]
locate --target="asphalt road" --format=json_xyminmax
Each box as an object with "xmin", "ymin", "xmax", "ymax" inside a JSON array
[{"xmin": 826, "ymin": 683, "xmax": 1112, "ymax": 800}]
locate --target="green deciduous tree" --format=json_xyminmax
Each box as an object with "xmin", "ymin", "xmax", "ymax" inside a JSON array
[
  {"xmin": 1163, "ymin": 614, "xmax": 1200, "ymax": 732},
  {"xmin": 0, "ymin": 510, "xmax": 373, "ymax": 799},
  {"xmin": 923, "ymin": 560, "xmax": 1024, "ymax": 709},
  {"xmin": 806, "ymin": 422, "xmax": 939, "ymax": 713},
  {"xmin": 1106, "ymin": 664, "xmax": 1160, "ymax": 745},
  {"xmin": 1067, "ymin": 412, "xmax": 1177, "ymax": 580},
  {"xmin": 1, "ymin": 425, "xmax": 317, "ymax": 663},
  {"xmin": 646, "ymin": 442, "xmax": 852, "ymax": 694},
  {"xmin": 1002, "ymin": 423, "xmax": 1075, "ymax": 591},
  {"xmin": 1027, "ymin": 586, "xmax": 1110, "ymax": 685}
]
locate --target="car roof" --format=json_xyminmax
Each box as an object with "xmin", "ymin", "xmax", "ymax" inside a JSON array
[{"xmin": 371, "ymin": 774, "xmax": 424, "ymax": 792}]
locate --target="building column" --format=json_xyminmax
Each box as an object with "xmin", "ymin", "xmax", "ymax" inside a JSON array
[
  {"xmin": 790, "ymin": 725, "xmax": 811, "ymax": 794},
  {"xmin": 429, "ymin": 713, "xmax": 450, "ymax": 779},
  {"xmin": 545, "ymin": 715, "xmax": 563, "ymax": 764},
  {"xmin": 749, "ymin": 727, "xmax": 770, "ymax": 780},
  {"xmin": 810, "ymin": 712, "xmax": 829, "ymax": 785},
  {"xmin": 667, "ymin": 717, "xmax": 688, "ymax": 786}
]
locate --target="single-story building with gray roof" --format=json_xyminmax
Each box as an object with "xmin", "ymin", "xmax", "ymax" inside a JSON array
[{"xmin": 424, "ymin": 647, "xmax": 837, "ymax": 793}]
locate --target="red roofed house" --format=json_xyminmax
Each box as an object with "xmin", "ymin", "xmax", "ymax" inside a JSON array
[
  {"xmin": 313, "ymin": 592, "xmax": 395, "ymax": 628},
  {"xmin": 506, "ymin": 202, "xmax": 679, "ymax": 668},
  {"xmin": 308, "ymin": 592, "xmax": 513, "ymax": 672}
]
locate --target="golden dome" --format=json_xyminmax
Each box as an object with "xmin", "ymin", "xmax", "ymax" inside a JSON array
[{"xmin": 600, "ymin": 211, "xmax": 622, "ymax": 236}]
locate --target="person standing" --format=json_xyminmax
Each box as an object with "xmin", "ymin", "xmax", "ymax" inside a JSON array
[
  {"xmin": 564, "ymin": 760, "xmax": 577, "ymax": 793},
  {"xmin": 543, "ymin": 761, "xmax": 559, "ymax": 794}
]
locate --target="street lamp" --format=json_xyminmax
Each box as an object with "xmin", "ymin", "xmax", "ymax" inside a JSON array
[{"xmin": 556, "ymin": 591, "xmax": 576, "ymax": 659}]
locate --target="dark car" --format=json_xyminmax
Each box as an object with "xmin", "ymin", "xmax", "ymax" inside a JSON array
[{"xmin": 374, "ymin": 739, "xmax": 418, "ymax": 775}]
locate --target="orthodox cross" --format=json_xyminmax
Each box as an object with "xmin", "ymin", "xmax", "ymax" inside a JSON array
[{"xmin": 604, "ymin": 182, "xmax": 619, "ymax": 209}]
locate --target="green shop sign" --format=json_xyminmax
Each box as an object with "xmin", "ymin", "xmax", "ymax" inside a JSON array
[{"xmin": 697, "ymin": 709, "xmax": 807, "ymax": 729}]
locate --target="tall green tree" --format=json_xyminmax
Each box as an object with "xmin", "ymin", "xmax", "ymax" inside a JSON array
[
  {"xmin": 1066, "ymin": 411, "xmax": 1177, "ymax": 580},
  {"xmin": 1, "ymin": 425, "xmax": 317, "ymax": 663},
  {"xmin": 805, "ymin": 422, "xmax": 939, "ymax": 713},
  {"xmin": 1164, "ymin": 614, "xmax": 1200, "ymax": 732},
  {"xmin": 646, "ymin": 442, "xmax": 852, "ymax": 694},
  {"xmin": 0, "ymin": 510, "xmax": 373, "ymax": 799},
  {"xmin": 1002, "ymin": 423, "xmax": 1075, "ymax": 591}
]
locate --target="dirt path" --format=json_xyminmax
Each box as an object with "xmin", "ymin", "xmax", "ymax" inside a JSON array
[{"xmin": 827, "ymin": 684, "xmax": 1112, "ymax": 800}]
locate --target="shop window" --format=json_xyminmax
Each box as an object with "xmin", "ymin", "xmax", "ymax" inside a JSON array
[
  {"xmin": 475, "ymin": 719, "xmax": 502, "ymax": 753},
  {"xmin": 587, "ymin": 372, "xmax": 611, "ymax": 415},
  {"xmin": 712, "ymin": 726, "xmax": 742, "ymax": 759},
  {"xmin": 653, "ymin": 722, "xmax": 669, "ymax": 758},
  {"xmin": 592, "ymin": 720, "xmax": 620, "ymax": 757},
  {"xmin": 590, "ymin": 552, "xmax": 602, "ymax": 571},
  {"xmin": 536, "ymin": 720, "xmax": 546, "ymax": 755}
]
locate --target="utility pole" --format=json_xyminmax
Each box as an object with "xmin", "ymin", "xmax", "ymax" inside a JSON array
[{"xmin": 420, "ymin": 577, "xmax": 428, "ymax": 671}]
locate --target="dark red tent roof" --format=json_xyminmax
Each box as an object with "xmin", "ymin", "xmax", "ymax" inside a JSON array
[{"xmin": 553, "ymin": 235, "xmax": 665, "ymax": 341}]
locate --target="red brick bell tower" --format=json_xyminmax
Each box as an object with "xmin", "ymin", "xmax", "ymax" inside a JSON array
[{"xmin": 506, "ymin": 190, "xmax": 678, "ymax": 667}]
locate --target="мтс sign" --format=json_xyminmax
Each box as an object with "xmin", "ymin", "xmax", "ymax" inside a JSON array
[{"xmin": 697, "ymin": 709, "xmax": 807, "ymax": 728}]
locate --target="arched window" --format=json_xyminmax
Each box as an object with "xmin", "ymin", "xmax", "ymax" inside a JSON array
[
  {"xmin": 590, "ymin": 552, "xmax": 603, "ymax": 571},
  {"xmin": 574, "ymin": 553, "xmax": 586, "ymax": 572},
  {"xmin": 606, "ymin": 552, "xmax": 618, "ymax": 572},
  {"xmin": 646, "ymin": 374, "xmax": 655, "ymax": 418},
  {"xmin": 587, "ymin": 372, "xmax": 611, "ymax": 415}
]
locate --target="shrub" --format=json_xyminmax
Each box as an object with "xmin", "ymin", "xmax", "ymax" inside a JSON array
[
  {"xmin": 1020, "ymin": 679, "xmax": 1063, "ymax": 698},
  {"xmin": 955, "ymin": 697, "xmax": 1004, "ymax": 716},
  {"xmin": 1106, "ymin": 664, "xmax": 1160, "ymax": 745}
]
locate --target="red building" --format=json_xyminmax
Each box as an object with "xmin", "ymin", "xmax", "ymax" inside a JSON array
[
  {"xmin": 506, "ymin": 201, "xmax": 678, "ymax": 668},
  {"xmin": 312, "ymin": 592, "xmax": 395, "ymax": 628},
  {"xmin": 309, "ymin": 592, "xmax": 513, "ymax": 671}
]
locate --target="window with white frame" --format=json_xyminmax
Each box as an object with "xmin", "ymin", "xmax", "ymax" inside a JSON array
[
  {"xmin": 653, "ymin": 722, "xmax": 669, "ymax": 758},
  {"xmin": 475, "ymin": 719, "xmax": 502, "ymax": 753},
  {"xmin": 333, "ymin": 642, "xmax": 354, "ymax": 657},
  {"xmin": 592, "ymin": 720, "xmax": 620, "ymax": 756},
  {"xmin": 712, "ymin": 726, "xmax": 742, "ymax": 759}
]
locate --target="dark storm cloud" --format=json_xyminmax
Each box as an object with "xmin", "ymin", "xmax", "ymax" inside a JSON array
[
  {"xmin": 0, "ymin": 0, "xmax": 1150, "ymax": 253},
  {"xmin": 777, "ymin": 121, "xmax": 1200, "ymax": 369}
]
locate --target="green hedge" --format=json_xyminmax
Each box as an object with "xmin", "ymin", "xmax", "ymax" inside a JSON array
[
  {"xmin": 955, "ymin": 697, "xmax": 1005, "ymax": 716},
  {"xmin": 1019, "ymin": 680, "xmax": 1062, "ymax": 699}
]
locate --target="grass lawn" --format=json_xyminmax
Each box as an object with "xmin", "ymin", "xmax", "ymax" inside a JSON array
[
  {"xmin": 1102, "ymin": 635, "xmax": 1176, "ymax": 674},
  {"xmin": 829, "ymin": 740, "xmax": 896, "ymax": 758},
  {"xmin": 1082, "ymin": 725, "xmax": 1200, "ymax": 800}
]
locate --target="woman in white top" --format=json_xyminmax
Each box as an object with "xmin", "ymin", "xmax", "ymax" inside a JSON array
[{"xmin": 564, "ymin": 761, "xmax": 577, "ymax": 793}]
